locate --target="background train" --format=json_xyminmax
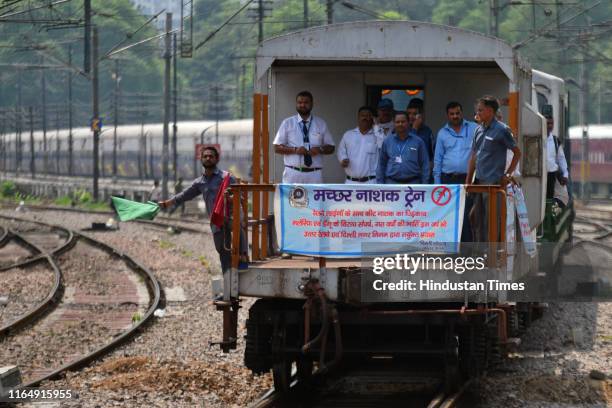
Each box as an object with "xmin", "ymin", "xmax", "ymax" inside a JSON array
[
  {"xmin": 569, "ymin": 124, "xmax": 612, "ymax": 199},
  {"xmin": 0, "ymin": 119, "xmax": 254, "ymax": 180}
]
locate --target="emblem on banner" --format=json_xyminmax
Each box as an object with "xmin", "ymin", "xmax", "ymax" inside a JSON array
[{"xmin": 289, "ymin": 186, "xmax": 308, "ymax": 208}]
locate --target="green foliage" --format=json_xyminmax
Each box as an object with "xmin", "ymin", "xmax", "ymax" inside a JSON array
[
  {"xmin": 53, "ymin": 196, "xmax": 73, "ymax": 206},
  {"xmin": 158, "ymin": 239, "xmax": 175, "ymax": 250},
  {"xmin": 1, "ymin": 0, "xmax": 611, "ymax": 125},
  {"xmin": 0, "ymin": 181, "xmax": 17, "ymax": 197}
]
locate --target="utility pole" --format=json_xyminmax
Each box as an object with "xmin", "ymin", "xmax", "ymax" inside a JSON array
[
  {"xmin": 29, "ymin": 106, "xmax": 35, "ymax": 179},
  {"xmin": 213, "ymin": 84, "xmax": 220, "ymax": 144},
  {"xmin": 68, "ymin": 45, "xmax": 74, "ymax": 176},
  {"xmin": 172, "ymin": 32, "xmax": 178, "ymax": 183},
  {"xmin": 161, "ymin": 13, "xmax": 172, "ymax": 200},
  {"xmin": 490, "ymin": 0, "xmax": 499, "ymax": 37},
  {"xmin": 578, "ymin": 32, "xmax": 589, "ymax": 202},
  {"xmin": 55, "ymin": 110, "xmax": 60, "ymax": 174},
  {"xmin": 240, "ymin": 64, "xmax": 246, "ymax": 118},
  {"xmin": 16, "ymin": 71, "xmax": 22, "ymax": 176},
  {"xmin": 531, "ymin": 1, "xmax": 536, "ymax": 34},
  {"xmin": 258, "ymin": 0, "xmax": 264, "ymax": 43},
  {"xmin": 92, "ymin": 26, "xmax": 100, "ymax": 200},
  {"xmin": 326, "ymin": 0, "xmax": 334, "ymax": 24},
  {"xmin": 41, "ymin": 57, "xmax": 48, "ymax": 175},
  {"xmin": 303, "ymin": 0, "xmax": 308, "ymax": 28},
  {"xmin": 84, "ymin": 0, "xmax": 91, "ymax": 73},
  {"xmin": 112, "ymin": 59, "xmax": 119, "ymax": 180}
]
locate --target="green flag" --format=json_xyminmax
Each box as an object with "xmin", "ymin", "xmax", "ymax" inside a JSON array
[{"xmin": 111, "ymin": 196, "xmax": 160, "ymax": 221}]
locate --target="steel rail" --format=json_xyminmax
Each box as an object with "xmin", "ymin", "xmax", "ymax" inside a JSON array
[
  {"xmin": 0, "ymin": 223, "xmax": 74, "ymax": 338},
  {"xmin": 0, "ymin": 214, "xmax": 163, "ymax": 389},
  {"xmin": 0, "ymin": 223, "xmax": 73, "ymax": 271}
]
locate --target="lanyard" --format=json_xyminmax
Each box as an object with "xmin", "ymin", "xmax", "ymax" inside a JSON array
[{"xmin": 395, "ymin": 137, "xmax": 410, "ymax": 158}]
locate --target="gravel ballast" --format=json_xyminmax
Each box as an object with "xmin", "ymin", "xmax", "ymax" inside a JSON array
[{"xmin": 2, "ymin": 208, "xmax": 609, "ymax": 407}]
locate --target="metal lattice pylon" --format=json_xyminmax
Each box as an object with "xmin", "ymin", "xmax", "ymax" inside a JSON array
[{"xmin": 180, "ymin": 0, "xmax": 193, "ymax": 57}]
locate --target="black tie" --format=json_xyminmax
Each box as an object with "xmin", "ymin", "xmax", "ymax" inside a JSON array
[{"xmin": 302, "ymin": 120, "xmax": 312, "ymax": 167}]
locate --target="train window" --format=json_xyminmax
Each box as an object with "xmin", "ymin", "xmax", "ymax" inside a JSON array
[
  {"xmin": 536, "ymin": 92, "xmax": 548, "ymax": 115},
  {"xmin": 367, "ymin": 86, "xmax": 424, "ymax": 113}
]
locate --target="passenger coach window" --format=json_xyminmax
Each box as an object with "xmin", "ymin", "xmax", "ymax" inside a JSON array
[{"xmin": 367, "ymin": 86, "xmax": 424, "ymax": 112}]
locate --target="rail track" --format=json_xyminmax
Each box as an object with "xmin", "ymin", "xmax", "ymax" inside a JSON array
[
  {"xmin": 0, "ymin": 222, "xmax": 74, "ymax": 338},
  {"xmin": 249, "ymin": 360, "xmax": 473, "ymax": 408},
  {"xmin": 0, "ymin": 214, "xmax": 162, "ymax": 389}
]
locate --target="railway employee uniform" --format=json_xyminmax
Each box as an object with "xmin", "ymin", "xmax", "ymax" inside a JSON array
[
  {"xmin": 466, "ymin": 96, "xmax": 521, "ymax": 242},
  {"xmin": 273, "ymin": 91, "xmax": 335, "ymax": 184},
  {"xmin": 273, "ymin": 114, "xmax": 335, "ymax": 183},
  {"xmin": 545, "ymin": 114, "xmax": 569, "ymax": 200},
  {"xmin": 376, "ymin": 112, "xmax": 429, "ymax": 184},
  {"xmin": 338, "ymin": 107, "xmax": 382, "ymax": 184},
  {"xmin": 434, "ymin": 102, "xmax": 478, "ymax": 242}
]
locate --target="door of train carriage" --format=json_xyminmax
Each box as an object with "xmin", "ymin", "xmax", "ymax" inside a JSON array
[{"xmin": 267, "ymin": 63, "xmax": 516, "ymax": 186}]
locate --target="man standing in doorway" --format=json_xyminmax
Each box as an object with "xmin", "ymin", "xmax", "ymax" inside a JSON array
[
  {"xmin": 434, "ymin": 101, "xmax": 478, "ymax": 242},
  {"xmin": 338, "ymin": 106, "xmax": 382, "ymax": 184},
  {"xmin": 374, "ymin": 98, "xmax": 395, "ymax": 138},
  {"xmin": 545, "ymin": 112, "xmax": 569, "ymax": 199},
  {"xmin": 272, "ymin": 91, "xmax": 335, "ymax": 184},
  {"xmin": 377, "ymin": 111, "xmax": 429, "ymax": 184},
  {"xmin": 466, "ymin": 95, "xmax": 521, "ymax": 242}
]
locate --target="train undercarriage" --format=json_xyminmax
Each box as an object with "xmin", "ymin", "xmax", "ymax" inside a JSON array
[{"xmin": 244, "ymin": 294, "xmax": 542, "ymax": 393}]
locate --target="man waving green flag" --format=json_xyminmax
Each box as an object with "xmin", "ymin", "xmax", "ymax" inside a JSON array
[{"xmin": 111, "ymin": 196, "xmax": 160, "ymax": 221}]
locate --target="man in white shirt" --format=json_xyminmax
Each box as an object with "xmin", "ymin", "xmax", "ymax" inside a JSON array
[
  {"xmin": 338, "ymin": 106, "xmax": 382, "ymax": 184},
  {"xmin": 374, "ymin": 98, "xmax": 395, "ymax": 138},
  {"xmin": 272, "ymin": 90, "xmax": 335, "ymax": 183},
  {"xmin": 545, "ymin": 112, "xmax": 569, "ymax": 199}
]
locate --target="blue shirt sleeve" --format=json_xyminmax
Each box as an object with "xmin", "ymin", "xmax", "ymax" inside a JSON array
[
  {"xmin": 376, "ymin": 139, "xmax": 389, "ymax": 183},
  {"xmin": 433, "ymin": 129, "xmax": 445, "ymax": 184},
  {"xmin": 500, "ymin": 126, "xmax": 517, "ymax": 149},
  {"xmin": 173, "ymin": 178, "xmax": 201, "ymax": 205}
]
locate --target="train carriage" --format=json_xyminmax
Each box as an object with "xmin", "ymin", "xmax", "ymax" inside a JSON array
[{"xmin": 213, "ymin": 21, "xmax": 573, "ymax": 393}]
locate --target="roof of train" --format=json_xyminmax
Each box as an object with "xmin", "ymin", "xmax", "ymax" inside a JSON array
[
  {"xmin": 256, "ymin": 20, "xmax": 528, "ymax": 81},
  {"xmin": 3, "ymin": 119, "xmax": 254, "ymax": 142},
  {"xmin": 569, "ymin": 125, "xmax": 612, "ymax": 139}
]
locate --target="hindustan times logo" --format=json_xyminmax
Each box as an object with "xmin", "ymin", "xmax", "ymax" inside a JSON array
[{"xmin": 372, "ymin": 253, "xmax": 486, "ymax": 275}]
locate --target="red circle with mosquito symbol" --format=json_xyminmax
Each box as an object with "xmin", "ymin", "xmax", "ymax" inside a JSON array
[{"xmin": 432, "ymin": 186, "xmax": 452, "ymax": 206}]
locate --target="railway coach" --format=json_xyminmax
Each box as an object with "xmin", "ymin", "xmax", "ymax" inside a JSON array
[{"xmin": 211, "ymin": 20, "xmax": 573, "ymax": 393}]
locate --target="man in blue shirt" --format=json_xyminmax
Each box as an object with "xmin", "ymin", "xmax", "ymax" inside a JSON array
[
  {"xmin": 406, "ymin": 98, "xmax": 434, "ymax": 160},
  {"xmin": 434, "ymin": 101, "xmax": 478, "ymax": 242},
  {"xmin": 159, "ymin": 146, "xmax": 249, "ymax": 273},
  {"xmin": 466, "ymin": 96, "xmax": 521, "ymax": 242},
  {"xmin": 434, "ymin": 102, "xmax": 478, "ymax": 184},
  {"xmin": 376, "ymin": 111, "xmax": 429, "ymax": 184}
]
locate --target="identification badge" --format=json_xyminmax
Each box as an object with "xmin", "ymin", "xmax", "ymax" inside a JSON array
[{"xmin": 395, "ymin": 156, "xmax": 402, "ymax": 163}]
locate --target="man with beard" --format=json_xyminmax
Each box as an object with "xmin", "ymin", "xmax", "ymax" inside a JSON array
[
  {"xmin": 158, "ymin": 146, "xmax": 248, "ymax": 274},
  {"xmin": 376, "ymin": 111, "xmax": 429, "ymax": 184},
  {"xmin": 433, "ymin": 101, "xmax": 478, "ymax": 242},
  {"xmin": 273, "ymin": 90, "xmax": 335, "ymax": 183},
  {"xmin": 338, "ymin": 106, "xmax": 382, "ymax": 184}
]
